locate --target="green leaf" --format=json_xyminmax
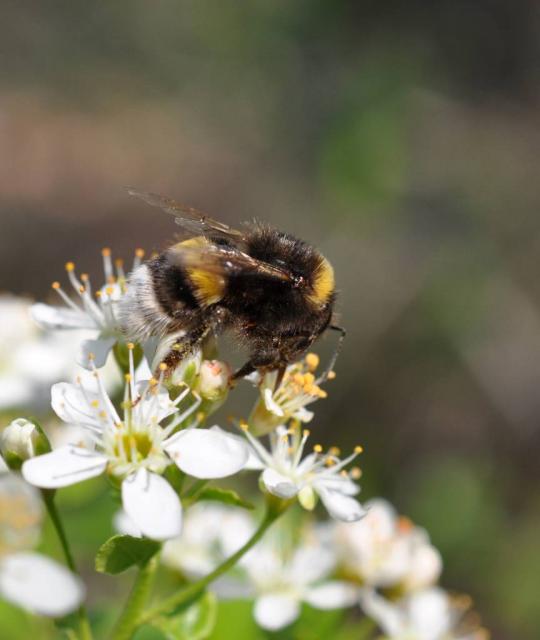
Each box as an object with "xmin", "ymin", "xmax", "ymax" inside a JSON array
[
  {"xmin": 151, "ymin": 592, "xmax": 217, "ymax": 640},
  {"xmin": 95, "ymin": 535, "xmax": 160, "ymax": 575},
  {"xmin": 196, "ymin": 487, "xmax": 254, "ymax": 510}
]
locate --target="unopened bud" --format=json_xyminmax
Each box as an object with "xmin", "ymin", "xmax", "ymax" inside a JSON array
[
  {"xmin": 197, "ymin": 360, "xmax": 231, "ymax": 401},
  {"xmin": 0, "ymin": 419, "xmax": 51, "ymax": 470}
]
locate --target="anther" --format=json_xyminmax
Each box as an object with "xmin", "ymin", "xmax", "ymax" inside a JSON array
[
  {"xmin": 159, "ymin": 362, "xmax": 168, "ymax": 371},
  {"xmin": 239, "ymin": 421, "xmax": 249, "ymax": 432},
  {"xmin": 88, "ymin": 352, "xmax": 95, "ymax": 361},
  {"xmin": 313, "ymin": 444, "xmax": 323, "ymax": 453},
  {"xmin": 115, "ymin": 258, "xmax": 124, "ymax": 267},
  {"xmin": 354, "ymin": 445, "xmax": 364, "ymax": 454},
  {"xmin": 327, "ymin": 371, "xmax": 336, "ymax": 380},
  {"xmin": 125, "ymin": 374, "xmax": 132, "ymax": 382},
  {"xmin": 135, "ymin": 248, "xmax": 145, "ymax": 258},
  {"xmin": 302, "ymin": 429, "xmax": 310, "ymax": 437},
  {"xmin": 65, "ymin": 261, "xmax": 75, "ymax": 272},
  {"xmin": 350, "ymin": 467, "xmax": 362, "ymax": 479},
  {"xmin": 126, "ymin": 342, "xmax": 135, "ymax": 350},
  {"xmin": 51, "ymin": 281, "xmax": 61, "ymax": 289},
  {"xmin": 101, "ymin": 247, "xmax": 111, "ymax": 257},
  {"xmin": 81, "ymin": 273, "xmax": 89, "ymax": 282},
  {"xmin": 79, "ymin": 286, "xmax": 86, "ymax": 294},
  {"xmin": 305, "ymin": 353, "xmax": 319, "ymax": 371}
]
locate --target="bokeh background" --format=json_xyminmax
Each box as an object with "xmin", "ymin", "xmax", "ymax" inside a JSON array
[{"xmin": 1, "ymin": 2, "xmax": 539, "ymax": 638}]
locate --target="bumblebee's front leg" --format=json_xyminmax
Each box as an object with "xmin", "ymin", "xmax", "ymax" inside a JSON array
[{"xmin": 157, "ymin": 322, "xmax": 211, "ymax": 377}]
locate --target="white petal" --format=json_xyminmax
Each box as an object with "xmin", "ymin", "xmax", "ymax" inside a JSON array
[
  {"xmin": 164, "ymin": 426, "xmax": 248, "ymax": 479},
  {"xmin": 253, "ymin": 594, "xmax": 300, "ymax": 631},
  {"xmin": 51, "ymin": 382, "xmax": 104, "ymax": 430},
  {"xmin": 261, "ymin": 468, "xmax": 299, "ymax": 499},
  {"xmin": 30, "ymin": 303, "xmax": 96, "ymax": 331},
  {"xmin": 121, "ymin": 470, "xmax": 182, "ymax": 541},
  {"xmin": 77, "ymin": 337, "xmax": 116, "ymax": 369},
  {"xmin": 262, "ymin": 389, "xmax": 285, "ymax": 417},
  {"xmin": 317, "ymin": 488, "xmax": 366, "ymax": 522},
  {"xmin": 22, "ymin": 446, "xmax": 107, "ymax": 488},
  {"xmin": 304, "ymin": 581, "xmax": 358, "ymax": 610},
  {"xmin": 0, "ymin": 552, "xmax": 85, "ymax": 617},
  {"xmin": 293, "ymin": 407, "xmax": 314, "ymax": 423},
  {"xmin": 360, "ymin": 589, "xmax": 404, "ymax": 637},
  {"xmin": 113, "ymin": 509, "xmax": 142, "ymax": 538},
  {"xmin": 316, "ymin": 475, "xmax": 359, "ymax": 496}
]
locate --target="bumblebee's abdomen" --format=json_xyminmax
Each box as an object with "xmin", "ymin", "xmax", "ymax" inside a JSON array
[{"xmin": 120, "ymin": 255, "xmax": 204, "ymax": 340}]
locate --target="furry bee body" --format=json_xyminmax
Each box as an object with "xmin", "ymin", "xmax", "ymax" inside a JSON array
[{"xmin": 121, "ymin": 190, "xmax": 338, "ymax": 380}]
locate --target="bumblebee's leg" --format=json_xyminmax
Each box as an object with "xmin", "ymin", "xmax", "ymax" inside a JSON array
[
  {"xmin": 230, "ymin": 360, "xmax": 257, "ymax": 383},
  {"xmin": 157, "ymin": 323, "xmax": 211, "ymax": 376},
  {"xmin": 319, "ymin": 325, "xmax": 346, "ymax": 381}
]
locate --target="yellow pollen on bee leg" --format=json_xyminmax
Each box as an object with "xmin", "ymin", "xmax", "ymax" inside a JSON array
[
  {"xmin": 305, "ymin": 353, "xmax": 319, "ymax": 371},
  {"xmin": 65, "ymin": 261, "xmax": 75, "ymax": 272}
]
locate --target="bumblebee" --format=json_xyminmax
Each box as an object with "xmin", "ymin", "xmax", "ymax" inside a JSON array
[{"xmin": 121, "ymin": 189, "xmax": 345, "ymax": 384}]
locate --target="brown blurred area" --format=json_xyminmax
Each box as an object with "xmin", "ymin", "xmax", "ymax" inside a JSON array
[{"xmin": 1, "ymin": 2, "xmax": 539, "ymax": 637}]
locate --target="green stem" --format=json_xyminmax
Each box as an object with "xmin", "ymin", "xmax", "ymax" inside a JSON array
[
  {"xmin": 42, "ymin": 491, "xmax": 93, "ymax": 640},
  {"xmin": 109, "ymin": 554, "xmax": 160, "ymax": 640},
  {"xmin": 181, "ymin": 479, "xmax": 209, "ymax": 506},
  {"xmin": 136, "ymin": 505, "xmax": 283, "ymax": 629}
]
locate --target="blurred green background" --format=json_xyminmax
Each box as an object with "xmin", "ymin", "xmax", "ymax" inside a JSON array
[{"xmin": 1, "ymin": 2, "xmax": 539, "ymax": 638}]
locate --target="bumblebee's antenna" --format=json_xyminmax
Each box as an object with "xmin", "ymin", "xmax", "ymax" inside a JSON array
[{"xmin": 319, "ymin": 325, "xmax": 346, "ymax": 383}]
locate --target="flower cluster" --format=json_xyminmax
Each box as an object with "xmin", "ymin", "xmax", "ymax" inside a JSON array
[{"xmin": 0, "ymin": 249, "xmax": 487, "ymax": 639}]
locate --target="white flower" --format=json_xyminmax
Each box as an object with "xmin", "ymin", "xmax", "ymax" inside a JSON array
[
  {"xmin": 248, "ymin": 354, "xmax": 331, "ymax": 436},
  {"xmin": 334, "ymin": 499, "xmax": 442, "ymax": 591},
  {"xmin": 22, "ymin": 348, "xmax": 249, "ymax": 541},
  {"xmin": 161, "ymin": 503, "xmax": 255, "ymax": 577},
  {"xmin": 30, "ymin": 248, "xmax": 145, "ymax": 369},
  {"xmin": 0, "ymin": 471, "xmax": 85, "ymax": 617},
  {"xmin": 241, "ymin": 424, "xmax": 365, "ymax": 522},
  {"xmin": 243, "ymin": 528, "xmax": 357, "ymax": 631},
  {"xmin": 360, "ymin": 588, "xmax": 488, "ymax": 640},
  {"xmin": 0, "ymin": 295, "xmax": 87, "ymax": 410}
]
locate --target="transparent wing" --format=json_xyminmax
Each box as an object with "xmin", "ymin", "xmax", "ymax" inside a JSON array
[
  {"xmin": 127, "ymin": 188, "xmax": 245, "ymax": 240},
  {"xmin": 166, "ymin": 242, "xmax": 293, "ymax": 283}
]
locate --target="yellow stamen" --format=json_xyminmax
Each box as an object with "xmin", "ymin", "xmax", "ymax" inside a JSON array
[
  {"xmin": 354, "ymin": 445, "xmax": 364, "ymax": 454},
  {"xmin": 65, "ymin": 261, "xmax": 75, "ymax": 272},
  {"xmin": 87, "ymin": 352, "xmax": 95, "ymax": 361},
  {"xmin": 313, "ymin": 444, "xmax": 323, "ymax": 453},
  {"xmin": 90, "ymin": 400, "xmax": 99, "ymax": 408},
  {"xmin": 135, "ymin": 248, "xmax": 145, "ymax": 258},
  {"xmin": 239, "ymin": 421, "xmax": 249, "ymax": 432},
  {"xmin": 126, "ymin": 342, "xmax": 135, "ymax": 350},
  {"xmin": 115, "ymin": 258, "xmax": 124, "ymax": 267},
  {"xmin": 105, "ymin": 286, "xmax": 114, "ymax": 295},
  {"xmin": 81, "ymin": 273, "xmax": 89, "ymax": 282},
  {"xmin": 101, "ymin": 247, "xmax": 111, "ymax": 257},
  {"xmin": 51, "ymin": 281, "xmax": 61, "ymax": 289},
  {"xmin": 350, "ymin": 467, "xmax": 362, "ymax": 479},
  {"xmin": 159, "ymin": 362, "xmax": 168, "ymax": 371},
  {"xmin": 302, "ymin": 429, "xmax": 310, "ymax": 437},
  {"xmin": 124, "ymin": 374, "xmax": 132, "ymax": 382},
  {"xmin": 328, "ymin": 446, "xmax": 341, "ymax": 456},
  {"xmin": 327, "ymin": 371, "xmax": 336, "ymax": 380},
  {"xmin": 305, "ymin": 353, "xmax": 319, "ymax": 371}
]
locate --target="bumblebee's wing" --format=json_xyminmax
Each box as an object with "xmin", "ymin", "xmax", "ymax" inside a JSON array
[
  {"xmin": 167, "ymin": 242, "xmax": 293, "ymax": 283},
  {"xmin": 127, "ymin": 188, "xmax": 245, "ymax": 241}
]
